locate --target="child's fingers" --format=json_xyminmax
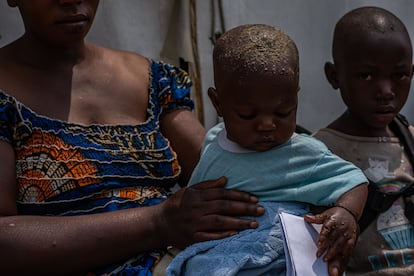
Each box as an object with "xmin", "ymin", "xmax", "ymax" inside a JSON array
[
  {"xmin": 323, "ymin": 235, "xmax": 344, "ymax": 261},
  {"xmin": 328, "ymin": 257, "xmax": 345, "ymax": 276},
  {"xmin": 304, "ymin": 213, "xmax": 325, "ymax": 224},
  {"xmin": 316, "ymin": 224, "xmax": 332, "ymax": 257},
  {"xmin": 317, "ymin": 222, "xmax": 353, "ymax": 257}
]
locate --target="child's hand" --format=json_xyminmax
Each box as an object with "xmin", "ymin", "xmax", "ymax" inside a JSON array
[{"xmin": 304, "ymin": 206, "xmax": 359, "ymax": 276}]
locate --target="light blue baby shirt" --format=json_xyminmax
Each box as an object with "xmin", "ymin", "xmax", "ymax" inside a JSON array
[{"xmin": 189, "ymin": 122, "xmax": 368, "ymax": 206}]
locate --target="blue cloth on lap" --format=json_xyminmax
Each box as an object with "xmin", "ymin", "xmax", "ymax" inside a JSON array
[{"xmin": 166, "ymin": 202, "xmax": 310, "ymax": 276}]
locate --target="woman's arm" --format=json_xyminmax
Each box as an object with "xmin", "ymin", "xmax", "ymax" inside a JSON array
[
  {"xmin": 0, "ymin": 138, "xmax": 166, "ymax": 274},
  {"xmin": 0, "ymin": 142, "xmax": 264, "ymax": 275},
  {"xmin": 160, "ymin": 109, "xmax": 206, "ymax": 185}
]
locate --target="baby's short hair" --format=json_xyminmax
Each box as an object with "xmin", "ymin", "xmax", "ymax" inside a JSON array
[
  {"xmin": 213, "ymin": 24, "xmax": 299, "ymax": 82},
  {"xmin": 332, "ymin": 6, "xmax": 411, "ymax": 62}
]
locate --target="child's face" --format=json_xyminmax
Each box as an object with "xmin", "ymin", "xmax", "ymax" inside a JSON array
[
  {"xmin": 333, "ymin": 31, "xmax": 413, "ymax": 130},
  {"xmin": 210, "ymin": 71, "xmax": 298, "ymax": 151},
  {"xmin": 12, "ymin": 0, "xmax": 99, "ymax": 46}
]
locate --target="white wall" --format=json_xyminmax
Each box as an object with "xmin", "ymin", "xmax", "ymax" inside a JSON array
[{"xmin": 1, "ymin": 0, "xmax": 413, "ymax": 132}]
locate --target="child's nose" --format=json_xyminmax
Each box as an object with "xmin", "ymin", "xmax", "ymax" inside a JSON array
[
  {"xmin": 257, "ymin": 117, "xmax": 277, "ymax": 131},
  {"xmin": 376, "ymin": 80, "xmax": 395, "ymax": 101}
]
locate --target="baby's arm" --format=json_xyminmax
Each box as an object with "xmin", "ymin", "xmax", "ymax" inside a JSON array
[{"xmin": 304, "ymin": 183, "xmax": 368, "ymax": 276}]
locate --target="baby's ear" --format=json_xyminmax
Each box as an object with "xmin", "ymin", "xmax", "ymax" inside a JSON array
[
  {"xmin": 324, "ymin": 62, "xmax": 339, "ymax": 90},
  {"xmin": 207, "ymin": 87, "xmax": 223, "ymax": 117}
]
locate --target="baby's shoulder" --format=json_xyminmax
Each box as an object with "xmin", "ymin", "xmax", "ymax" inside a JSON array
[{"xmin": 294, "ymin": 133, "xmax": 328, "ymax": 148}]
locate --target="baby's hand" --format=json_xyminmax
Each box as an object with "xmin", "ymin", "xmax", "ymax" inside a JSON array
[{"xmin": 304, "ymin": 206, "xmax": 359, "ymax": 276}]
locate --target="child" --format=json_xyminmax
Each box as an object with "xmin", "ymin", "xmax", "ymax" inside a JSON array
[
  {"xmin": 312, "ymin": 6, "xmax": 414, "ymax": 275},
  {"xmin": 167, "ymin": 24, "xmax": 368, "ymax": 276}
]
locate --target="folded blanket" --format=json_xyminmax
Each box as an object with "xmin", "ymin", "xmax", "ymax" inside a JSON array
[{"xmin": 166, "ymin": 202, "xmax": 309, "ymax": 276}]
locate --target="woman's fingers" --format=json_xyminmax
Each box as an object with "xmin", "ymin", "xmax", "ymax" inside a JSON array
[
  {"xmin": 196, "ymin": 199, "xmax": 265, "ymax": 217},
  {"xmin": 192, "ymin": 215, "xmax": 260, "ymax": 242},
  {"xmin": 160, "ymin": 178, "xmax": 265, "ymax": 247},
  {"xmin": 197, "ymin": 214, "xmax": 259, "ymax": 231},
  {"xmin": 183, "ymin": 178, "xmax": 264, "ymax": 217},
  {"xmin": 191, "ymin": 177, "xmax": 259, "ymax": 203}
]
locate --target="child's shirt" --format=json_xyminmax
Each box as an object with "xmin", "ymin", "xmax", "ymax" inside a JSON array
[
  {"xmin": 314, "ymin": 128, "xmax": 414, "ymax": 275},
  {"xmin": 189, "ymin": 123, "xmax": 368, "ymax": 205}
]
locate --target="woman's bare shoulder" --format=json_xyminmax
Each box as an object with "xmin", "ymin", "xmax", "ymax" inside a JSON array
[
  {"xmin": 85, "ymin": 43, "xmax": 151, "ymax": 93},
  {"xmin": 91, "ymin": 44, "xmax": 150, "ymax": 75}
]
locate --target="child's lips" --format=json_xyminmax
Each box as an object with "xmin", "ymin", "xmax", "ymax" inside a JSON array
[
  {"xmin": 255, "ymin": 139, "xmax": 277, "ymax": 150},
  {"xmin": 375, "ymin": 105, "xmax": 395, "ymax": 113},
  {"xmin": 56, "ymin": 14, "xmax": 89, "ymax": 23},
  {"xmin": 55, "ymin": 15, "xmax": 89, "ymax": 30},
  {"xmin": 373, "ymin": 108, "xmax": 395, "ymax": 122}
]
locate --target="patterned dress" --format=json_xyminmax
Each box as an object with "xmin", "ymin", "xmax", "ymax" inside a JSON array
[{"xmin": 0, "ymin": 60, "xmax": 194, "ymax": 275}]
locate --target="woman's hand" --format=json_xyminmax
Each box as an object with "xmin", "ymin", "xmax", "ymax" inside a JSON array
[
  {"xmin": 304, "ymin": 206, "xmax": 359, "ymax": 276},
  {"xmin": 157, "ymin": 177, "xmax": 265, "ymax": 249}
]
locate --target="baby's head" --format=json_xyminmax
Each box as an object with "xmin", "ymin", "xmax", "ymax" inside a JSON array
[
  {"xmin": 208, "ymin": 24, "xmax": 299, "ymax": 151},
  {"xmin": 325, "ymin": 6, "xmax": 413, "ymax": 131}
]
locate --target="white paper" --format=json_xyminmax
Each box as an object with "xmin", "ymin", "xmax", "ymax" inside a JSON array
[{"xmin": 279, "ymin": 211, "xmax": 328, "ymax": 276}]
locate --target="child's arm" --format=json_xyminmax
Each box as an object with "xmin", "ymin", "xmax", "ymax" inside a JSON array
[{"xmin": 304, "ymin": 183, "xmax": 368, "ymax": 276}]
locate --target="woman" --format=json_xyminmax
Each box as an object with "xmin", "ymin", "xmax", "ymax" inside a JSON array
[{"xmin": 0, "ymin": 1, "xmax": 264, "ymax": 275}]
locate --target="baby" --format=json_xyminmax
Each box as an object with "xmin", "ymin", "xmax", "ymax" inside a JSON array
[{"xmin": 167, "ymin": 24, "xmax": 368, "ymax": 276}]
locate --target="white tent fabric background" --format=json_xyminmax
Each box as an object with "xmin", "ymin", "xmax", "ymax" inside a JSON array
[{"xmin": 1, "ymin": 0, "xmax": 413, "ymax": 131}]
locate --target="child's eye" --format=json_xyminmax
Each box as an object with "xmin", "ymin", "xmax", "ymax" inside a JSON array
[
  {"xmin": 393, "ymin": 72, "xmax": 410, "ymax": 81},
  {"xmin": 275, "ymin": 108, "xmax": 295, "ymax": 119},
  {"xmin": 238, "ymin": 113, "xmax": 256, "ymax": 120},
  {"xmin": 276, "ymin": 112, "xmax": 290, "ymax": 118},
  {"xmin": 358, "ymin": 73, "xmax": 373, "ymax": 80}
]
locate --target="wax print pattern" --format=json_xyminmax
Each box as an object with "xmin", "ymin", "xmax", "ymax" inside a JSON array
[{"xmin": 0, "ymin": 60, "xmax": 194, "ymax": 276}]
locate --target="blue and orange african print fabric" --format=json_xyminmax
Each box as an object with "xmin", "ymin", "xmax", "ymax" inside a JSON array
[{"xmin": 0, "ymin": 60, "xmax": 193, "ymax": 275}]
